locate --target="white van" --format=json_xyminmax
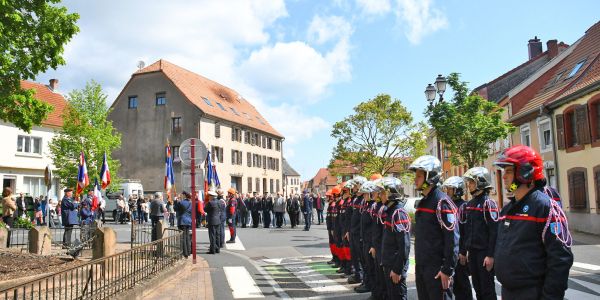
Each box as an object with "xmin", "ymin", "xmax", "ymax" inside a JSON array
[{"xmin": 105, "ymin": 179, "xmax": 144, "ymax": 220}]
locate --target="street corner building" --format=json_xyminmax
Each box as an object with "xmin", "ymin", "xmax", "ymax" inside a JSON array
[
  {"xmin": 0, "ymin": 79, "xmax": 66, "ymax": 201},
  {"xmin": 108, "ymin": 59, "xmax": 285, "ymax": 195}
]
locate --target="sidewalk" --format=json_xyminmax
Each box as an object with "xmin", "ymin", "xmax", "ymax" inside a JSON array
[{"xmin": 143, "ymin": 256, "xmax": 214, "ymax": 300}]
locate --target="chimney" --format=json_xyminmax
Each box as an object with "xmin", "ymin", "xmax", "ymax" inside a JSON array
[
  {"xmin": 49, "ymin": 79, "xmax": 59, "ymax": 92},
  {"xmin": 528, "ymin": 36, "xmax": 543, "ymax": 60},
  {"xmin": 547, "ymin": 39, "xmax": 558, "ymax": 59}
]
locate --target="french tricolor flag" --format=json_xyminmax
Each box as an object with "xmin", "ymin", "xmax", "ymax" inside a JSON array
[
  {"xmin": 164, "ymin": 145, "xmax": 175, "ymax": 192},
  {"xmin": 100, "ymin": 152, "xmax": 111, "ymax": 189},
  {"xmin": 76, "ymin": 151, "xmax": 90, "ymax": 196}
]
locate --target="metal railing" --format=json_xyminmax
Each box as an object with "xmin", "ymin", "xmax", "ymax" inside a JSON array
[
  {"xmin": 7, "ymin": 225, "xmax": 95, "ymax": 252},
  {"xmin": 6, "ymin": 228, "xmax": 29, "ymax": 251},
  {"xmin": 0, "ymin": 230, "xmax": 184, "ymax": 300},
  {"xmin": 130, "ymin": 222, "xmax": 153, "ymax": 246}
]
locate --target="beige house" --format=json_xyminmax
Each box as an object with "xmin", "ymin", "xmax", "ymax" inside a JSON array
[
  {"xmin": 109, "ymin": 59, "xmax": 284, "ymax": 195},
  {"xmin": 282, "ymin": 158, "xmax": 301, "ymax": 198}
]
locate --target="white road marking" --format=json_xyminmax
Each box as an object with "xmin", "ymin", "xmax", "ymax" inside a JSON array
[
  {"xmin": 284, "ymin": 263, "xmax": 348, "ymax": 293},
  {"xmin": 263, "ymin": 258, "xmax": 284, "ymax": 265},
  {"xmin": 224, "ymin": 229, "xmax": 246, "ymax": 250},
  {"xmin": 569, "ymin": 278, "xmax": 600, "ymax": 294},
  {"xmin": 573, "ymin": 262, "xmax": 600, "ymax": 271},
  {"xmin": 223, "ymin": 266, "xmax": 264, "ymax": 299}
]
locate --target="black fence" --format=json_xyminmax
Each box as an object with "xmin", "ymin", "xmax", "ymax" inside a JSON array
[
  {"xmin": 6, "ymin": 228, "xmax": 29, "ymax": 251},
  {"xmin": 0, "ymin": 231, "xmax": 184, "ymax": 300},
  {"xmin": 130, "ymin": 222, "xmax": 153, "ymax": 246},
  {"xmin": 6, "ymin": 225, "xmax": 94, "ymax": 252}
]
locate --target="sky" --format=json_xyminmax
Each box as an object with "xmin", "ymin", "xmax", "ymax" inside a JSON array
[{"xmin": 36, "ymin": 0, "xmax": 599, "ymax": 181}]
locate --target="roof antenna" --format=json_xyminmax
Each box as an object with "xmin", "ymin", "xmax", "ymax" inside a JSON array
[{"xmin": 137, "ymin": 60, "xmax": 145, "ymax": 70}]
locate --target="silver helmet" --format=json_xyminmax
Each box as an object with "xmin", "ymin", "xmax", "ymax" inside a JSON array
[
  {"xmin": 442, "ymin": 176, "xmax": 465, "ymax": 197},
  {"xmin": 352, "ymin": 176, "xmax": 367, "ymax": 186},
  {"xmin": 463, "ymin": 167, "xmax": 493, "ymax": 191},
  {"xmin": 343, "ymin": 179, "xmax": 355, "ymax": 189},
  {"xmin": 408, "ymin": 155, "xmax": 442, "ymax": 186},
  {"xmin": 380, "ymin": 177, "xmax": 404, "ymax": 195},
  {"xmin": 359, "ymin": 181, "xmax": 384, "ymax": 193}
]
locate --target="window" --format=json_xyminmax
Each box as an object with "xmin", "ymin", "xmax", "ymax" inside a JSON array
[
  {"xmin": 232, "ymin": 128, "xmax": 242, "ymax": 142},
  {"xmin": 172, "ymin": 146, "xmax": 180, "ymax": 161},
  {"xmin": 546, "ymin": 168, "xmax": 556, "ymax": 188},
  {"xmin": 567, "ymin": 60, "xmax": 586, "ymax": 78},
  {"xmin": 216, "ymin": 102, "xmax": 226, "ymax": 111},
  {"xmin": 172, "ymin": 117, "xmax": 182, "ymax": 133},
  {"xmin": 202, "ymin": 97, "xmax": 213, "ymax": 106},
  {"xmin": 520, "ymin": 124, "xmax": 531, "ymax": 147},
  {"xmin": 270, "ymin": 179, "xmax": 274, "ymax": 193},
  {"xmin": 538, "ymin": 119, "xmax": 552, "ymax": 151},
  {"xmin": 211, "ymin": 146, "xmax": 223, "ymax": 163},
  {"xmin": 276, "ymin": 180, "xmax": 280, "ymax": 193},
  {"xmin": 553, "ymin": 72, "xmax": 564, "ymax": 85},
  {"xmin": 559, "ymin": 105, "xmax": 591, "ymax": 151},
  {"xmin": 589, "ymin": 97, "xmax": 600, "ymax": 145},
  {"xmin": 248, "ymin": 177, "xmax": 252, "ymax": 193},
  {"xmin": 263, "ymin": 155, "xmax": 266, "ymax": 169},
  {"xmin": 262, "ymin": 136, "xmax": 266, "ymax": 148},
  {"xmin": 244, "ymin": 131, "xmax": 250, "ymax": 144},
  {"xmin": 230, "ymin": 150, "xmax": 242, "ymax": 165},
  {"xmin": 17, "ymin": 136, "xmax": 42, "ymax": 154},
  {"xmin": 247, "ymin": 152, "xmax": 251, "ymax": 167},
  {"xmin": 567, "ymin": 168, "xmax": 588, "ymax": 210},
  {"xmin": 276, "ymin": 159, "xmax": 279, "ymax": 171},
  {"xmin": 156, "ymin": 92, "xmax": 166, "ymax": 106},
  {"xmin": 215, "ymin": 123, "xmax": 221, "ymax": 138},
  {"xmin": 275, "ymin": 140, "xmax": 281, "ymax": 151},
  {"xmin": 267, "ymin": 138, "xmax": 273, "ymax": 150},
  {"xmin": 230, "ymin": 107, "xmax": 240, "ymax": 116},
  {"xmin": 256, "ymin": 178, "xmax": 261, "ymax": 193},
  {"xmin": 252, "ymin": 133, "xmax": 258, "ymax": 146},
  {"xmin": 128, "ymin": 96, "xmax": 137, "ymax": 109},
  {"xmin": 23, "ymin": 177, "xmax": 46, "ymax": 197}
]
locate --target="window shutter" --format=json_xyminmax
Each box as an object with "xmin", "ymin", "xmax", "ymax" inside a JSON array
[
  {"xmin": 568, "ymin": 170, "xmax": 587, "ymax": 209},
  {"xmin": 576, "ymin": 105, "xmax": 591, "ymax": 144},
  {"xmin": 219, "ymin": 147, "xmax": 224, "ymax": 163},
  {"xmin": 595, "ymin": 169, "xmax": 600, "ymax": 209},
  {"xmin": 555, "ymin": 114, "xmax": 565, "ymax": 150},
  {"xmin": 247, "ymin": 152, "xmax": 251, "ymax": 167},
  {"xmin": 215, "ymin": 123, "xmax": 221, "ymax": 138},
  {"xmin": 238, "ymin": 151, "xmax": 242, "ymax": 165}
]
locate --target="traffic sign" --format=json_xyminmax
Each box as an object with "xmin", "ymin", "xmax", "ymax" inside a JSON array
[{"xmin": 179, "ymin": 138, "xmax": 205, "ymax": 167}]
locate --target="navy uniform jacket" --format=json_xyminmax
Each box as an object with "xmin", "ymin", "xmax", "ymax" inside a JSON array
[
  {"xmin": 495, "ymin": 189, "xmax": 573, "ymax": 298},
  {"xmin": 414, "ymin": 186, "xmax": 459, "ymax": 276},
  {"xmin": 381, "ymin": 200, "xmax": 411, "ymax": 276},
  {"xmin": 371, "ymin": 201, "xmax": 386, "ymax": 263},
  {"xmin": 262, "ymin": 198, "xmax": 273, "ymax": 212},
  {"xmin": 464, "ymin": 194, "xmax": 498, "ymax": 256},
  {"xmin": 335, "ymin": 199, "xmax": 346, "ymax": 237},
  {"xmin": 302, "ymin": 195, "xmax": 313, "ymax": 213},
  {"xmin": 350, "ymin": 196, "xmax": 363, "ymax": 237},
  {"xmin": 342, "ymin": 197, "xmax": 352, "ymax": 235},
  {"xmin": 205, "ymin": 199, "xmax": 222, "ymax": 226},
  {"xmin": 326, "ymin": 200, "xmax": 336, "ymax": 231},
  {"xmin": 61, "ymin": 196, "xmax": 79, "ymax": 225},
  {"xmin": 217, "ymin": 197, "xmax": 226, "ymax": 222},
  {"xmin": 453, "ymin": 198, "xmax": 468, "ymax": 256},
  {"xmin": 360, "ymin": 200, "xmax": 375, "ymax": 248},
  {"xmin": 174, "ymin": 199, "xmax": 192, "ymax": 226}
]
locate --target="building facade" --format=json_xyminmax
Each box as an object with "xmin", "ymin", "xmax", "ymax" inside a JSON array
[
  {"xmin": 0, "ymin": 80, "xmax": 66, "ymax": 201},
  {"xmin": 282, "ymin": 158, "xmax": 301, "ymax": 198},
  {"xmin": 108, "ymin": 60, "xmax": 284, "ymax": 195}
]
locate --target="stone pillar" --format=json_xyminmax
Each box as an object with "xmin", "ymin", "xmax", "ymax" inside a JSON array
[
  {"xmin": 93, "ymin": 227, "xmax": 116, "ymax": 259},
  {"xmin": 0, "ymin": 227, "xmax": 8, "ymax": 249},
  {"xmin": 28, "ymin": 226, "xmax": 51, "ymax": 255}
]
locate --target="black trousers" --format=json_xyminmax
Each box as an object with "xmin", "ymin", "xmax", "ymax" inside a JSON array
[
  {"xmin": 303, "ymin": 212, "xmax": 311, "ymax": 230},
  {"xmin": 453, "ymin": 259, "xmax": 473, "ymax": 300},
  {"xmin": 501, "ymin": 285, "xmax": 542, "ymax": 300},
  {"xmin": 275, "ymin": 212, "xmax": 284, "ymax": 227},
  {"xmin": 63, "ymin": 224, "xmax": 74, "ymax": 246},
  {"xmin": 263, "ymin": 211, "xmax": 271, "ymax": 228},
  {"xmin": 361, "ymin": 242, "xmax": 374, "ymax": 290},
  {"xmin": 208, "ymin": 225, "xmax": 220, "ymax": 253},
  {"xmin": 415, "ymin": 264, "xmax": 453, "ymax": 300},
  {"xmin": 468, "ymin": 249, "xmax": 497, "ymax": 300},
  {"xmin": 178, "ymin": 225, "xmax": 191, "ymax": 257},
  {"xmin": 240, "ymin": 211, "xmax": 248, "ymax": 228},
  {"xmin": 316, "ymin": 209, "xmax": 324, "ymax": 224},
  {"xmin": 350, "ymin": 234, "xmax": 363, "ymax": 280},
  {"xmin": 251, "ymin": 211, "xmax": 260, "ymax": 228},
  {"xmin": 219, "ymin": 221, "xmax": 225, "ymax": 247},
  {"xmin": 383, "ymin": 266, "xmax": 407, "ymax": 300},
  {"xmin": 373, "ymin": 253, "xmax": 386, "ymax": 299},
  {"xmin": 289, "ymin": 211, "xmax": 299, "ymax": 227},
  {"xmin": 2, "ymin": 216, "xmax": 13, "ymax": 247},
  {"xmin": 151, "ymin": 216, "xmax": 163, "ymax": 241}
]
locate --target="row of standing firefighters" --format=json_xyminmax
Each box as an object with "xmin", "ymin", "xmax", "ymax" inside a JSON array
[{"xmin": 325, "ymin": 145, "xmax": 573, "ymax": 300}]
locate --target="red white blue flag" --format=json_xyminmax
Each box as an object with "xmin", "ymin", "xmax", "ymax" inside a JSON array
[
  {"xmin": 92, "ymin": 178, "xmax": 101, "ymax": 211},
  {"xmin": 100, "ymin": 152, "xmax": 111, "ymax": 189},
  {"xmin": 164, "ymin": 144, "xmax": 175, "ymax": 192},
  {"xmin": 77, "ymin": 151, "xmax": 90, "ymax": 196}
]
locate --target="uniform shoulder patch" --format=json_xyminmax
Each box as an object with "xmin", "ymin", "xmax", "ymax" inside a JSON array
[{"xmin": 523, "ymin": 205, "xmax": 529, "ymax": 213}]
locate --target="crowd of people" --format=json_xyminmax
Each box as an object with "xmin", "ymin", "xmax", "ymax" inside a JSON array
[{"xmin": 324, "ymin": 145, "xmax": 573, "ymax": 300}]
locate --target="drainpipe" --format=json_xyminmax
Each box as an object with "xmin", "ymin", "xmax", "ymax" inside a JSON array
[{"xmin": 541, "ymin": 105, "xmax": 560, "ymax": 193}]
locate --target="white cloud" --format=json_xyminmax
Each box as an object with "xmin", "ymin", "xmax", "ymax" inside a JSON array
[
  {"xmin": 393, "ymin": 0, "xmax": 448, "ymax": 44},
  {"xmin": 307, "ymin": 15, "xmax": 353, "ymax": 45},
  {"xmin": 356, "ymin": 0, "xmax": 391, "ymax": 16}
]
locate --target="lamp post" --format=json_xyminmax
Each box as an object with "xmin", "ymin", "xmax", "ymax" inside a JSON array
[{"xmin": 425, "ymin": 74, "xmax": 447, "ymax": 161}]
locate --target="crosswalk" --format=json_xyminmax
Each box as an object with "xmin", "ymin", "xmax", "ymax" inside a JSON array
[{"xmin": 219, "ymin": 255, "xmax": 600, "ymax": 299}]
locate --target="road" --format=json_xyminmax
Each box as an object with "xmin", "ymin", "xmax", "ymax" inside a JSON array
[{"xmin": 107, "ymin": 220, "xmax": 600, "ymax": 299}]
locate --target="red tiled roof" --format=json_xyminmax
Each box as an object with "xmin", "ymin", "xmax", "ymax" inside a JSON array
[
  {"xmin": 20, "ymin": 80, "xmax": 68, "ymax": 128},
  {"xmin": 311, "ymin": 168, "xmax": 330, "ymax": 185},
  {"xmin": 510, "ymin": 21, "xmax": 600, "ymax": 119},
  {"xmin": 132, "ymin": 59, "xmax": 283, "ymax": 138}
]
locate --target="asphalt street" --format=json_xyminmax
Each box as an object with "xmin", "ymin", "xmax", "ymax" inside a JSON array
[{"xmin": 105, "ymin": 218, "xmax": 600, "ymax": 299}]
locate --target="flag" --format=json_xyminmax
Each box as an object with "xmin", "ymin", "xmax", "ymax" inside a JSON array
[
  {"xmin": 100, "ymin": 152, "xmax": 111, "ymax": 189},
  {"xmin": 92, "ymin": 178, "xmax": 101, "ymax": 211},
  {"xmin": 164, "ymin": 144, "xmax": 175, "ymax": 192},
  {"xmin": 77, "ymin": 151, "xmax": 90, "ymax": 196}
]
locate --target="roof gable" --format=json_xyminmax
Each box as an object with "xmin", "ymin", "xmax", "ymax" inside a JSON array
[
  {"xmin": 133, "ymin": 59, "xmax": 283, "ymax": 138},
  {"xmin": 20, "ymin": 80, "xmax": 68, "ymax": 128},
  {"xmin": 282, "ymin": 158, "xmax": 300, "ymax": 176}
]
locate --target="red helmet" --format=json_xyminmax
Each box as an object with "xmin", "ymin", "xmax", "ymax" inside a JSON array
[
  {"xmin": 494, "ymin": 145, "xmax": 544, "ymax": 184},
  {"xmin": 332, "ymin": 186, "xmax": 342, "ymax": 195}
]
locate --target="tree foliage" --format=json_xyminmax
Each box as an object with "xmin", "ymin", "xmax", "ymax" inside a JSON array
[
  {"xmin": 0, "ymin": 0, "xmax": 79, "ymax": 132},
  {"xmin": 49, "ymin": 81, "xmax": 122, "ymax": 192},
  {"xmin": 425, "ymin": 72, "xmax": 514, "ymax": 168},
  {"xmin": 329, "ymin": 94, "xmax": 427, "ymax": 177}
]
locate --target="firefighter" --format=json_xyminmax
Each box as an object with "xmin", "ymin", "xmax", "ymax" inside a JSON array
[
  {"xmin": 442, "ymin": 176, "xmax": 473, "ymax": 300},
  {"xmin": 355, "ymin": 181, "xmax": 378, "ymax": 294},
  {"xmin": 462, "ymin": 167, "xmax": 498, "ymax": 300},
  {"xmin": 326, "ymin": 189, "xmax": 338, "ymax": 266},
  {"xmin": 493, "ymin": 145, "xmax": 573, "ymax": 299},
  {"xmin": 347, "ymin": 179, "xmax": 365, "ymax": 284},
  {"xmin": 409, "ymin": 155, "xmax": 459, "ymax": 300},
  {"xmin": 337, "ymin": 184, "xmax": 353, "ymax": 276},
  {"xmin": 226, "ymin": 188, "xmax": 237, "ymax": 243},
  {"xmin": 380, "ymin": 177, "xmax": 411, "ymax": 299},
  {"xmin": 369, "ymin": 173, "xmax": 387, "ymax": 299}
]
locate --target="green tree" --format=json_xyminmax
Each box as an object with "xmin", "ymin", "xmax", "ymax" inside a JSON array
[
  {"xmin": 49, "ymin": 81, "xmax": 121, "ymax": 192},
  {"xmin": 329, "ymin": 94, "xmax": 427, "ymax": 177},
  {"xmin": 0, "ymin": 0, "xmax": 79, "ymax": 132},
  {"xmin": 425, "ymin": 72, "xmax": 514, "ymax": 168}
]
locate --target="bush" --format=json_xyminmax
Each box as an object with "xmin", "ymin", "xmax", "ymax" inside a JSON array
[
  {"xmin": 13, "ymin": 217, "xmax": 34, "ymax": 229},
  {"xmin": 0, "ymin": 222, "xmax": 6, "ymax": 229}
]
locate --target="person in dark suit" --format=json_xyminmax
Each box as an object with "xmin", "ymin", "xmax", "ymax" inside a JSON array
[
  {"xmin": 302, "ymin": 192, "xmax": 313, "ymax": 231},
  {"xmin": 61, "ymin": 188, "xmax": 79, "ymax": 247},
  {"xmin": 250, "ymin": 192, "xmax": 261, "ymax": 228},
  {"xmin": 174, "ymin": 191, "xmax": 193, "ymax": 258},
  {"xmin": 205, "ymin": 190, "xmax": 221, "ymax": 254},
  {"xmin": 217, "ymin": 189, "xmax": 227, "ymax": 248},
  {"xmin": 262, "ymin": 193, "xmax": 273, "ymax": 228}
]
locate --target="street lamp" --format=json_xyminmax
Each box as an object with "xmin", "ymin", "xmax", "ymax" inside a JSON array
[{"xmin": 425, "ymin": 74, "xmax": 447, "ymax": 161}]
